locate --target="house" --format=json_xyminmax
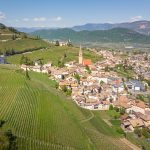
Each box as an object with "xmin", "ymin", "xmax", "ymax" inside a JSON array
[
  {"xmin": 125, "ymin": 80, "xmax": 145, "ymax": 92},
  {"xmin": 113, "ymin": 95, "xmax": 130, "ymax": 109},
  {"xmin": 21, "ymin": 64, "xmax": 30, "ymax": 71},
  {"xmin": 121, "ymin": 120, "xmax": 133, "ymax": 131},
  {"xmin": 0, "ymin": 55, "xmax": 6, "ymax": 64},
  {"xmin": 112, "ymin": 83, "xmax": 124, "ymax": 93},
  {"xmin": 32, "ymin": 65, "xmax": 42, "ymax": 73},
  {"xmin": 129, "ymin": 119, "xmax": 144, "ymax": 130},
  {"xmin": 43, "ymin": 62, "xmax": 52, "ymax": 68},
  {"xmin": 126, "ymin": 100, "xmax": 146, "ymax": 114},
  {"xmin": 65, "ymin": 61, "xmax": 76, "ymax": 68},
  {"xmin": 99, "ymin": 101, "xmax": 110, "ymax": 110},
  {"xmin": 59, "ymin": 41, "xmax": 68, "ymax": 46},
  {"xmin": 140, "ymin": 115, "xmax": 150, "ymax": 127},
  {"xmin": 121, "ymin": 117, "xmax": 145, "ymax": 132}
]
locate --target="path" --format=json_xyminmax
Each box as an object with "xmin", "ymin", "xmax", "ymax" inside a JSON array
[
  {"xmin": 80, "ymin": 110, "xmax": 94, "ymax": 123},
  {"xmin": 103, "ymin": 119, "xmax": 113, "ymax": 127}
]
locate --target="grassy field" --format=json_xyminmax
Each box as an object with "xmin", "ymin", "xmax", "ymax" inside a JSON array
[
  {"xmin": 7, "ymin": 46, "xmax": 103, "ymax": 65},
  {"xmin": 0, "ymin": 38, "xmax": 49, "ymax": 53},
  {"xmin": 0, "ymin": 65, "xmax": 132, "ymax": 150}
]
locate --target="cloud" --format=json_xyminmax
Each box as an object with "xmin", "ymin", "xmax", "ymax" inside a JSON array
[
  {"xmin": 53, "ymin": 16, "xmax": 62, "ymax": 22},
  {"xmin": 33, "ymin": 17, "xmax": 46, "ymax": 22},
  {"xmin": 130, "ymin": 15, "xmax": 143, "ymax": 22},
  {"xmin": 23, "ymin": 18, "xmax": 30, "ymax": 22},
  {"xmin": 15, "ymin": 19, "xmax": 19, "ymax": 22},
  {"xmin": 0, "ymin": 11, "xmax": 6, "ymax": 20}
]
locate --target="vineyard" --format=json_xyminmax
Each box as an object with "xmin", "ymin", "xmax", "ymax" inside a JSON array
[
  {"xmin": 0, "ymin": 65, "xmax": 132, "ymax": 150},
  {"xmin": 7, "ymin": 46, "xmax": 103, "ymax": 65}
]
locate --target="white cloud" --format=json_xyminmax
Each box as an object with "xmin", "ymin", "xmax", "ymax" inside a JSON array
[
  {"xmin": 53, "ymin": 16, "xmax": 62, "ymax": 22},
  {"xmin": 0, "ymin": 11, "xmax": 6, "ymax": 20},
  {"xmin": 33, "ymin": 17, "xmax": 47, "ymax": 22},
  {"xmin": 15, "ymin": 19, "xmax": 19, "ymax": 22},
  {"xmin": 130, "ymin": 15, "xmax": 143, "ymax": 22},
  {"xmin": 23, "ymin": 18, "xmax": 30, "ymax": 22}
]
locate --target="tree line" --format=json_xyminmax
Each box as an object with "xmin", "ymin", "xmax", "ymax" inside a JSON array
[{"xmin": 0, "ymin": 46, "xmax": 47, "ymax": 56}]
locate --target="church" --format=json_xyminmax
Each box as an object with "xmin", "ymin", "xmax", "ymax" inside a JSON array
[{"xmin": 79, "ymin": 46, "xmax": 92, "ymax": 66}]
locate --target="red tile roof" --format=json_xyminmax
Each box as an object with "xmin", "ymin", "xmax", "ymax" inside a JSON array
[{"xmin": 83, "ymin": 59, "xmax": 92, "ymax": 66}]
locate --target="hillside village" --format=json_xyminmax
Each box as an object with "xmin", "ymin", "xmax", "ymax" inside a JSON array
[{"xmin": 20, "ymin": 44, "xmax": 150, "ymax": 134}]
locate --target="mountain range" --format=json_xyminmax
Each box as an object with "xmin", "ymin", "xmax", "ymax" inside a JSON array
[
  {"xmin": 72, "ymin": 20, "xmax": 150, "ymax": 35},
  {"xmin": 16, "ymin": 20, "xmax": 150, "ymax": 35},
  {"xmin": 31, "ymin": 27, "xmax": 150, "ymax": 44}
]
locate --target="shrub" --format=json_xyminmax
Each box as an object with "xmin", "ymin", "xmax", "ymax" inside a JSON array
[{"xmin": 109, "ymin": 104, "xmax": 114, "ymax": 110}]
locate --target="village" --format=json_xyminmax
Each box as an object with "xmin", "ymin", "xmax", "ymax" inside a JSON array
[{"xmin": 20, "ymin": 45, "xmax": 150, "ymax": 135}]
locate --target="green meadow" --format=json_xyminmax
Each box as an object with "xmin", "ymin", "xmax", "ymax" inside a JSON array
[
  {"xmin": 7, "ymin": 46, "xmax": 103, "ymax": 65},
  {"xmin": 0, "ymin": 38, "xmax": 49, "ymax": 53}
]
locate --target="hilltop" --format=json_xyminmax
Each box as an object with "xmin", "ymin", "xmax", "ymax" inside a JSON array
[
  {"xmin": 31, "ymin": 27, "xmax": 150, "ymax": 44},
  {"xmin": 0, "ymin": 23, "xmax": 49, "ymax": 55}
]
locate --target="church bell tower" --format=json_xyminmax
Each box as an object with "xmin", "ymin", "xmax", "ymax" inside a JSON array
[{"xmin": 79, "ymin": 45, "xmax": 83, "ymax": 64}]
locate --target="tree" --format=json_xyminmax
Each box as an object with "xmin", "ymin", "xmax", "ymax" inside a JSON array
[
  {"xmin": 109, "ymin": 104, "xmax": 114, "ymax": 110},
  {"xmin": 141, "ymin": 128, "xmax": 150, "ymax": 138},
  {"xmin": 145, "ymin": 84, "xmax": 148, "ymax": 91},
  {"xmin": 55, "ymin": 40, "xmax": 60, "ymax": 46},
  {"xmin": 67, "ymin": 40, "xmax": 73, "ymax": 47},
  {"xmin": 25, "ymin": 68, "xmax": 30, "ymax": 80},
  {"xmin": 61, "ymin": 85, "xmax": 67, "ymax": 93},
  {"xmin": 12, "ymin": 34, "xmax": 16, "ymax": 40},
  {"xmin": 23, "ymin": 34, "xmax": 27, "ymax": 38},
  {"xmin": 0, "ymin": 120, "xmax": 5, "ymax": 127},
  {"xmin": 66, "ymin": 89, "xmax": 72, "ymax": 96},
  {"xmin": 120, "ymin": 108, "xmax": 125, "ymax": 115},
  {"xmin": 5, "ymin": 130, "xmax": 18, "ymax": 150},
  {"xmin": 100, "ymin": 80, "xmax": 104, "ymax": 86},
  {"xmin": 20, "ymin": 55, "xmax": 25, "ymax": 65},
  {"xmin": 134, "ymin": 127, "xmax": 142, "ymax": 137},
  {"xmin": 144, "ymin": 56, "xmax": 148, "ymax": 61},
  {"xmin": 38, "ymin": 60, "xmax": 43, "ymax": 66},
  {"xmin": 74, "ymin": 74, "xmax": 80, "ymax": 84},
  {"xmin": 85, "ymin": 65, "xmax": 91, "ymax": 74},
  {"xmin": 105, "ymin": 65, "xmax": 109, "ymax": 72},
  {"xmin": 57, "ymin": 60, "xmax": 64, "ymax": 68},
  {"xmin": 55, "ymin": 82, "xmax": 59, "ymax": 89},
  {"xmin": 64, "ymin": 52, "xmax": 67, "ymax": 58},
  {"xmin": 114, "ymin": 107, "xmax": 119, "ymax": 112}
]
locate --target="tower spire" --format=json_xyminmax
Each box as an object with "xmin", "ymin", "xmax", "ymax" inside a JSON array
[{"xmin": 79, "ymin": 44, "xmax": 83, "ymax": 64}]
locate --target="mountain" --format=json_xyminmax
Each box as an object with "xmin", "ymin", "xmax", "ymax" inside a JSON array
[
  {"xmin": 72, "ymin": 20, "xmax": 150, "ymax": 35},
  {"xmin": 72, "ymin": 23, "xmax": 113, "ymax": 31},
  {"xmin": 31, "ymin": 27, "xmax": 150, "ymax": 44}
]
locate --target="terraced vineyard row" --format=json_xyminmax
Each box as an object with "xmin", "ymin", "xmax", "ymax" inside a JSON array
[{"xmin": 0, "ymin": 65, "xmax": 131, "ymax": 150}]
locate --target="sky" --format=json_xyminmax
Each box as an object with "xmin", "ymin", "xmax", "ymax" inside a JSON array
[{"xmin": 0, "ymin": 0, "xmax": 150, "ymax": 27}]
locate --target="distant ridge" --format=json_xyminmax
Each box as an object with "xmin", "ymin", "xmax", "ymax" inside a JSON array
[
  {"xmin": 31, "ymin": 27, "xmax": 150, "ymax": 44},
  {"xmin": 72, "ymin": 20, "xmax": 150, "ymax": 35}
]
